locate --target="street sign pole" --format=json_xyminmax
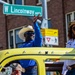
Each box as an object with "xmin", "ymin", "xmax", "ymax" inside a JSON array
[
  {"xmin": 41, "ymin": 0, "xmax": 48, "ymax": 28},
  {"xmin": 41, "ymin": 0, "xmax": 50, "ymax": 47},
  {"xmin": 41, "ymin": 2, "xmax": 52, "ymax": 75}
]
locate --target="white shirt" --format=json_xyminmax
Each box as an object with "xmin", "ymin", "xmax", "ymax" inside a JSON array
[{"xmin": 62, "ymin": 39, "xmax": 75, "ymax": 75}]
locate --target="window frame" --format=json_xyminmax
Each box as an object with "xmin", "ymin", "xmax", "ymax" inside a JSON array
[
  {"xmin": 65, "ymin": 11, "xmax": 75, "ymax": 41},
  {"xmin": 7, "ymin": 0, "xmax": 24, "ymax": 5},
  {"xmin": 8, "ymin": 27, "xmax": 24, "ymax": 49}
]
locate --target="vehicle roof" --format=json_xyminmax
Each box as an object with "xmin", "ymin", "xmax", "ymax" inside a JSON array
[{"xmin": 0, "ymin": 47, "xmax": 75, "ymax": 63}]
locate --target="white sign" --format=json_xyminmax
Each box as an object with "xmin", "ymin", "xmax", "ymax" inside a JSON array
[
  {"xmin": 41, "ymin": 29, "xmax": 58, "ymax": 46},
  {"xmin": 41, "ymin": 18, "xmax": 48, "ymax": 28},
  {"xmin": 44, "ymin": 36, "xmax": 58, "ymax": 45}
]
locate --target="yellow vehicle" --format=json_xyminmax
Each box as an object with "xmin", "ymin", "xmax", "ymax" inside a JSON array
[{"xmin": 0, "ymin": 47, "xmax": 75, "ymax": 75}]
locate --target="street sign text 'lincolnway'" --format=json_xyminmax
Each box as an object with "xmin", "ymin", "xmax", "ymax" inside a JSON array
[{"xmin": 3, "ymin": 4, "xmax": 42, "ymax": 16}]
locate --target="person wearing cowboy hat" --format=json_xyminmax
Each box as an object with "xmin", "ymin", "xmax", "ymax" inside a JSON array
[
  {"xmin": 62, "ymin": 20, "xmax": 75, "ymax": 75},
  {"xmin": 10, "ymin": 63, "xmax": 25, "ymax": 75},
  {"xmin": 18, "ymin": 15, "xmax": 42, "ymax": 75}
]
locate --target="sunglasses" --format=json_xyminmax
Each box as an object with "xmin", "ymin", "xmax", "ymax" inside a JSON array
[
  {"xmin": 72, "ymin": 27, "xmax": 75, "ymax": 31},
  {"xmin": 24, "ymin": 31, "xmax": 34, "ymax": 35}
]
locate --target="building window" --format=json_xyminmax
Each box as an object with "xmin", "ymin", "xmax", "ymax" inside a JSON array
[
  {"xmin": 8, "ymin": 27, "xmax": 23, "ymax": 49},
  {"xmin": 48, "ymin": 19, "xmax": 52, "ymax": 28},
  {"xmin": 66, "ymin": 13, "xmax": 71, "ymax": 25},
  {"xmin": 66, "ymin": 11, "xmax": 75, "ymax": 40},
  {"xmin": 9, "ymin": 31, "xmax": 14, "ymax": 48},
  {"xmin": 15, "ymin": 0, "xmax": 22, "ymax": 5},
  {"xmin": 74, "ymin": 12, "xmax": 75, "ymax": 20},
  {"xmin": 7, "ymin": 0, "xmax": 25, "ymax": 5},
  {"xmin": 9, "ymin": 0, "xmax": 12, "ymax": 4}
]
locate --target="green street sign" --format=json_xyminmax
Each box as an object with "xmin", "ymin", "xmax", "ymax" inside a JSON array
[{"xmin": 3, "ymin": 4, "xmax": 42, "ymax": 16}]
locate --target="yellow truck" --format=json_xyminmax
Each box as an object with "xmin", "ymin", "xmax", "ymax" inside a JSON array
[{"xmin": 0, "ymin": 47, "xmax": 75, "ymax": 75}]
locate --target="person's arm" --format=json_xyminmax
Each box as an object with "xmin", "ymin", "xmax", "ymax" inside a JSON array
[
  {"xmin": 18, "ymin": 15, "xmax": 42, "ymax": 47},
  {"xmin": 62, "ymin": 41, "xmax": 71, "ymax": 75},
  {"xmin": 62, "ymin": 61, "xmax": 67, "ymax": 75},
  {"xmin": 33, "ymin": 22, "xmax": 42, "ymax": 47}
]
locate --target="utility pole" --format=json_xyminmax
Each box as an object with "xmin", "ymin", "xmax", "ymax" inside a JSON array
[
  {"xmin": 41, "ymin": 0, "xmax": 48, "ymax": 28},
  {"xmin": 41, "ymin": 0, "xmax": 50, "ymax": 47}
]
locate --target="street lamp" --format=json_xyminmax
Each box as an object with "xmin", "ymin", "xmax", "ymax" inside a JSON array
[{"xmin": 0, "ymin": 0, "xmax": 8, "ymax": 4}]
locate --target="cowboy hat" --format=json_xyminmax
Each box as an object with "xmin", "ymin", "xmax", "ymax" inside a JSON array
[
  {"xmin": 18, "ymin": 25, "xmax": 34, "ymax": 40},
  {"xmin": 10, "ymin": 63, "xmax": 25, "ymax": 73},
  {"xmin": 69, "ymin": 20, "xmax": 75, "ymax": 28}
]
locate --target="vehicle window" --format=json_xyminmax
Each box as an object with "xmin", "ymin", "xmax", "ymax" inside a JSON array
[
  {"xmin": 1, "ymin": 59, "xmax": 38, "ymax": 75},
  {"xmin": 45, "ymin": 59, "xmax": 64, "ymax": 75},
  {"xmin": 1, "ymin": 58, "xmax": 74, "ymax": 75}
]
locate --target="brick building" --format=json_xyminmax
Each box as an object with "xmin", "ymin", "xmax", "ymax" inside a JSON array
[{"xmin": 0, "ymin": 0, "xmax": 75, "ymax": 50}]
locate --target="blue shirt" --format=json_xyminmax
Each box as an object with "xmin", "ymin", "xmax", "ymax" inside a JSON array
[{"xmin": 19, "ymin": 22, "xmax": 42, "ymax": 68}]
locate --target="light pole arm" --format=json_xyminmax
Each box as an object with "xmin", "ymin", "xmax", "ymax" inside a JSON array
[{"xmin": 0, "ymin": 0, "xmax": 8, "ymax": 4}]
